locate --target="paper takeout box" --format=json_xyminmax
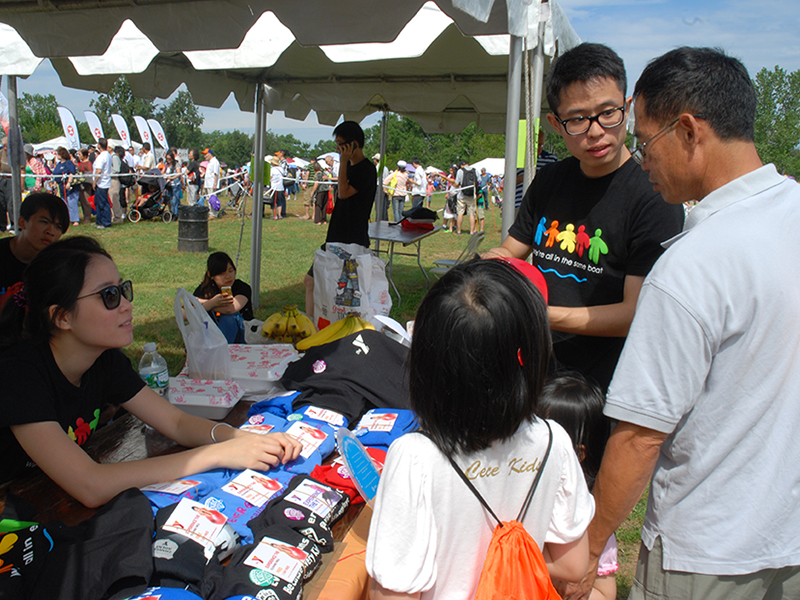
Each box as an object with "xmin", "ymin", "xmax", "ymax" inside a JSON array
[
  {"xmin": 167, "ymin": 377, "xmax": 246, "ymax": 419},
  {"xmin": 180, "ymin": 343, "xmax": 299, "ymax": 394}
]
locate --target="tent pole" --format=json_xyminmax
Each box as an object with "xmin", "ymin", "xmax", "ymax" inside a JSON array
[
  {"xmin": 7, "ymin": 76, "xmax": 22, "ymax": 234},
  {"xmin": 378, "ymin": 110, "xmax": 388, "ymax": 221},
  {"xmin": 249, "ymin": 84, "xmax": 267, "ymax": 309},
  {"xmin": 501, "ymin": 35, "xmax": 523, "ymax": 240},
  {"xmin": 528, "ymin": 7, "xmax": 547, "ymax": 189}
]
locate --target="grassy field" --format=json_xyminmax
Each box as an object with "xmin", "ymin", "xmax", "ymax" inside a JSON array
[
  {"xmin": 61, "ymin": 188, "xmax": 646, "ymax": 599},
  {"xmin": 74, "ymin": 189, "xmax": 504, "ymax": 373}
]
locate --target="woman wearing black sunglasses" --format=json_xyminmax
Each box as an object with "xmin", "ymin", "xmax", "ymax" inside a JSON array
[{"xmin": 0, "ymin": 236, "xmax": 302, "ymax": 507}]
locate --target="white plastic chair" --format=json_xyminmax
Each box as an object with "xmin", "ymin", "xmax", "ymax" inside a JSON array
[{"xmin": 430, "ymin": 231, "xmax": 485, "ymax": 277}]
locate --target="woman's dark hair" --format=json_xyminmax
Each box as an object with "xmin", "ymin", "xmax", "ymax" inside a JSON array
[
  {"xmin": 0, "ymin": 236, "xmax": 112, "ymax": 352},
  {"xmin": 56, "ymin": 146, "xmax": 70, "ymax": 161},
  {"xmin": 197, "ymin": 251, "xmax": 235, "ymax": 299},
  {"xmin": 410, "ymin": 258, "xmax": 552, "ymax": 456},
  {"xmin": 537, "ymin": 372, "xmax": 610, "ymax": 490}
]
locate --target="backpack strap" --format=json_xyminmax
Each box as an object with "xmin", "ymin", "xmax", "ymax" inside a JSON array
[
  {"xmin": 436, "ymin": 420, "xmax": 554, "ymax": 528},
  {"xmin": 446, "ymin": 454, "xmax": 503, "ymax": 526},
  {"xmin": 516, "ymin": 420, "xmax": 553, "ymax": 522}
]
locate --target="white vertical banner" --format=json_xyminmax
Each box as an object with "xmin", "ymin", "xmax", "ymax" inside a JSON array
[
  {"xmin": 0, "ymin": 90, "xmax": 9, "ymax": 140},
  {"xmin": 83, "ymin": 111, "xmax": 105, "ymax": 142},
  {"xmin": 147, "ymin": 119, "xmax": 169, "ymax": 149},
  {"xmin": 132, "ymin": 115, "xmax": 152, "ymax": 146},
  {"xmin": 111, "ymin": 114, "xmax": 132, "ymax": 148},
  {"xmin": 56, "ymin": 106, "xmax": 81, "ymax": 150}
]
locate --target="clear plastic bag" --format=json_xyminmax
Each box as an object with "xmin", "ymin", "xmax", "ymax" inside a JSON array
[{"xmin": 174, "ymin": 287, "xmax": 231, "ymax": 380}]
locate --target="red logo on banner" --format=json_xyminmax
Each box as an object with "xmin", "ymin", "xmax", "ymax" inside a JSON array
[
  {"xmin": 158, "ymin": 133, "xmax": 164, "ymax": 142},
  {"xmin": 67, "ymin": 125, "xmax": 75, "ymax": 135},
  {"xmin": 94, "ymin": 128, "xmax": 101, "ymax": 137}
]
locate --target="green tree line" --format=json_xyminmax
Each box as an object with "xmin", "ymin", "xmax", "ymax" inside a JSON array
[{"xmin": 18, "ymin": 68, "xmax": 800, "ymax": 177}]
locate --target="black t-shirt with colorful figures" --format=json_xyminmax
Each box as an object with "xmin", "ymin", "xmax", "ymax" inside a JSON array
[
  {"xmin": 509, "ymin": 156, "xmax": 684, "ymax": 390},
  {"xmin": 0, "ymin": 341, "xmax": 145, "ymax": 483}
]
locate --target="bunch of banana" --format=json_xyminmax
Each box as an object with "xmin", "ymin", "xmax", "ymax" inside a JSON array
[
  {"xmin": 261, "ymin": 305, "xmax": 317, "ymax": 346},
  {"xmin": 295, "ymin": 313, "xmax": 375, "ymax": 352}
]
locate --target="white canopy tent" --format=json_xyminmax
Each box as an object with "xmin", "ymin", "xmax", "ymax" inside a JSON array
[
  {"xmin": 1, "ymin": 3, "xmax": 578, "ymax": 135},
  {"xmin": 470, "ymin": 157, "xmax": 506, "ymax": 176},
  {"xmin": 32, "ymin": 136, "xmax": 142, "ymax": 154},
  {"xmin": 1, "ymin": 0, "xmax": 580, "ymax": 305}
]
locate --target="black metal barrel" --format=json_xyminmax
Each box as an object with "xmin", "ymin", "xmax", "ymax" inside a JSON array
[{"xmin": 177, "ymin": 205, "xmax": 209, "ymax": 252}]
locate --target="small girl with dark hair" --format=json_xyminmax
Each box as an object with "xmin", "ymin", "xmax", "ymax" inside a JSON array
[
  {"xmin": 366, "ymin": 259, "xmax": 594, "ymax": 600},
  {"xmin": 0, "ymin": 236, "xmax": 300, "ymax": 506},
  {"xmin": 193, "ymin": 251, "xmax": 253, "ymax": 344},
  {"xmin": 538, "ymin": 373, "xmax": 617, "ymax": 600}
]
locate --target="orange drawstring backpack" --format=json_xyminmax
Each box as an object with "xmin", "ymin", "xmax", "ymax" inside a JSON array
[{"xmin": 446, "ymin": 420, "xmax": 561, "ymax": 600}]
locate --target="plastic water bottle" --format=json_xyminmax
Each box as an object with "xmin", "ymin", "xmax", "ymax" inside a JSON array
[{"xmin": 139, "ymin": 342, "xmax": 169, "ymax": 396}]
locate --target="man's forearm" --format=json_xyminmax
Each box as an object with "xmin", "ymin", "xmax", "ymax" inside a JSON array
[
  {"xmin": 338, "ymin": 161, "xmax": 355, "ymax": 198},
  {"xmin": 548, "ymin": 275, "xmax": 644, "ymax": 337},
  {"xmin": 548, "ymin": 303, "xmax": 633, "ymax": 337},
  {"xmin": 588, "ymin": 422, "xmax": 665, "ymax": 558}
]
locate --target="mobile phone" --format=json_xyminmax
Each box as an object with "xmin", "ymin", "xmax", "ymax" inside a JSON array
[{"xmin": 221, "ymin": 285, "xmax": 232, "ymax": 296}]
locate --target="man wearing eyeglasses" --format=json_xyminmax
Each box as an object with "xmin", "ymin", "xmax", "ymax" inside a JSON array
[
  {"xmin": 565, "ymin": 48, "xmax": 800, "ymax": 600},
  {"xmin": 484, "ymin": 43, "xmax": 684, "ymax": 392}
]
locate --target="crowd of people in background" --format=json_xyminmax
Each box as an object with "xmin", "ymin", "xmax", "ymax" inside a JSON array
[{"xmin": 7, "ymin": 134, "xmax": 518, "ymax": 237}]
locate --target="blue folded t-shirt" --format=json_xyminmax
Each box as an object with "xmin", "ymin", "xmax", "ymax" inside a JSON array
[
  {"xmin": 196, "ymin": 469, "xmax": 296, "ymax": 544},
  {"xmin": 142, "ymin": 469, "xmax": 233, "ymax": 515},
  {"xmin": 248, "ymin": 391, "xmax": 303, "ymax": 420},
  {"xmin": 352, "ymin": 408, "xmax": 418, "ymax": 450}
]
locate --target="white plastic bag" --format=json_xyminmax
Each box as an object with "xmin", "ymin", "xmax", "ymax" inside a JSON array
[
  {"xmin": 174, "ymin": 287, "xmax": 231, "ymax": 380},
  {"xmin": 312, "ymin": 242, "xmax": 392, "ymax": 329}
]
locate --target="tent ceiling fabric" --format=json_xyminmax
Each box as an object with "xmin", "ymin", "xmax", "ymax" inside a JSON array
[
  {"xmin": 1, "ymin": 0, "xmax": 578, "ymax": 133},
  {"xmin": 0, "ymin": 0, "xmax": 511, "ymax": 57}
]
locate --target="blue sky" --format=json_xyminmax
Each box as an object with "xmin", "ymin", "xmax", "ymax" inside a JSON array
[{"xmin": 11, "ymin": 0, "xmax": 800, "ymax": 145}]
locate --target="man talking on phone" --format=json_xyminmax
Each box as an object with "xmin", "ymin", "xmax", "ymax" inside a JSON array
[{"xmin": 304, "ymin": 121, "xmax": 377, "ymax": 317}]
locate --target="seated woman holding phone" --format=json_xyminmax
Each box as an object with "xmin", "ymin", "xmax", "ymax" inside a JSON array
[
  {"xmin": 193, "ymin": 251, "xmax": 253, "ymax": 344},
  {"xmin": 0, "ymin": 237, "xmax": 300, "ymax": 507}
]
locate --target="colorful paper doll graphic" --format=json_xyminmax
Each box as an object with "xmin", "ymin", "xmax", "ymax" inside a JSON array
[
  {"xmin": 575, "ymin": 225, "xmax": 591, "ymax": 258},
  {"xmin": 588, "ymin": 229, "xmax": 609, "ymax": 264},
  {"xmin": 556, "ymin": 223, "xmax": 577, "ymax": 253}
]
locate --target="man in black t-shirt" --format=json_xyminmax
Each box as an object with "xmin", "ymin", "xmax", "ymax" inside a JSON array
[
  {"xmin": 0, "ymin": 193, "xmax": 69, "ymax": 306},
  {"xmin": 484, "ymin": 43, "xmax": 684, "ymax": 391},
  {"xmin": 304, "ymin": 121, "xmax": 377, "ymax": 318}
]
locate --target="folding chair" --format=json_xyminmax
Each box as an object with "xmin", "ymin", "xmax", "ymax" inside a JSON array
[{"xmin": 430, "ymin": 231, "xmax": 485, "ymax": 278}]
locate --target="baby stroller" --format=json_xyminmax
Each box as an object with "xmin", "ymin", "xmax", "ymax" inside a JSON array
[{"xmin": 128, "ymin": 169, "xmax": 173, "ymax": 223}]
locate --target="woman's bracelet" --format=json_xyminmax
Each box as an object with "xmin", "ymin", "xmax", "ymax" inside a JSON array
[{"xmin": 210, "ymin": 422, "xmax": 233, "ymax": 443}]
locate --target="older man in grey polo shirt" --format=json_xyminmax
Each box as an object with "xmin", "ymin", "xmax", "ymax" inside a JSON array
[{"xmin": 567, "ymin": 47, "xmax": 800, "ymax": 600}]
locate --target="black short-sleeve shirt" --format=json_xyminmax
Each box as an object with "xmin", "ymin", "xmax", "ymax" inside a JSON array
[
  {"xmin": 325, "ymin": 158, "xmax": 377, "ymax": 248},
  {"xmin": 0, "ymin": 342, "xmax": 146, "ymax": 483},
  {"xmin": 508, "ymin": 157, "xmax": 685, "ymax": 390},
  {"xmin": 193, "ymin": 278, "xmax": 254, "ymax": 321},
  {"xmin": 0, "ymin": 237, "xmax": 26, "ymax": 297}
]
